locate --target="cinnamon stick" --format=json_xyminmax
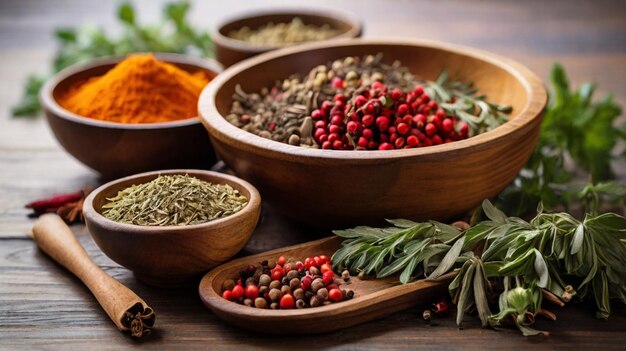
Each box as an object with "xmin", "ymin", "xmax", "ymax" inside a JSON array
[{"xmin": 30, "ymin": 214, "xmax": 155, "ymax": 338}]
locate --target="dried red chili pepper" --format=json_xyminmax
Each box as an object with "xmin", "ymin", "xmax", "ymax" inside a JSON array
[{"xmin": 25, "ymin": 191, "xmax": 84, "ymax": 212}]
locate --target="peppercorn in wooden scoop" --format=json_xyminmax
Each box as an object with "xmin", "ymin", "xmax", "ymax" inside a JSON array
[{"xmin": 29, "ymin": 214, "xmax": 155, "ymax": 338}]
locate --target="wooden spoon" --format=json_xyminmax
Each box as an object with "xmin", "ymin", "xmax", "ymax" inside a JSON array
[
  {"xmin": 199, "ymin": 236, "xmax": 455, "ymax": 334},
  {"xmin": 30, "ymin": 214, "xmax": 155, "ymax": 337}
]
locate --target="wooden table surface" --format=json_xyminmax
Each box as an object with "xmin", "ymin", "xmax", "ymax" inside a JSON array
[{"xmin": 1, "ymin": 0, "xmax": 625, "ymax": 350}]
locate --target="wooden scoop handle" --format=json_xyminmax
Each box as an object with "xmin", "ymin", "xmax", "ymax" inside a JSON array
[{"xmin": 31, "ymin": 214, "xmax": 155, "ymax": 337}]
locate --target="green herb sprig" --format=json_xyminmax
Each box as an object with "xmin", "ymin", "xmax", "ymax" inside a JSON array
[
  {"xmin": 426, "ymin": 70, "xmax": 511, "ymax": 136},
  {"xmin": 332, "ymin": 200, "xmax": 626, "ymax": 336},
  {"xmin": 12, "ymin": 1, "xmax": 213, "ymax": 117},
  {"xmin": 496, "ymin": 64, "xmax": 625, "ymax": 216}
]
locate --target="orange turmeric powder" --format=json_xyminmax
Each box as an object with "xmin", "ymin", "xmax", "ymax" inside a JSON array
[{"xmin": 59, "ymin": 53, "xmax": 211, "ymax": 124}]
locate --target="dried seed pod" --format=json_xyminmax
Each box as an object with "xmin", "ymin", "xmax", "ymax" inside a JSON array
[
  {"xmin": 286, "ymin": 270, "xmax": 299, "ymax": 281},
  {"xmin": 289, "ymin": 278, "xmax": 301, "ymax": 290},
  {"xmin": 311, "ymin": 278, "xmax": 325, "ymax": 293},
  {"xmin": 222, "ymin": 279, "xmax": 235, "ymax": 292},
  {"xmin": 293, "ymin": 288, "xmax": 305, "ymax": 300},
  {"xmin": 316, "ymin": 288, "xmax": 328, "ymax": 301},
  {"xmin": 310, "ymin": 296, "xmax": 320, "ymax": 307},
  {"xmin": 254, "ymin": 297, "xmax": 268, "ymax": 309},
  {"xmin": 269, "ymin": 288, "xmax": 283, "ymax": 302},
  {"xmin": 269, "ymin": 280, "xmax": 281, "ymax": 290},
  {"xmin": 341, "ymin": 270, "xmax": 350, "ymax": 282},
  {"xmin": 259, "ymin": 274, "xmax": 271, "ymax": 287}
]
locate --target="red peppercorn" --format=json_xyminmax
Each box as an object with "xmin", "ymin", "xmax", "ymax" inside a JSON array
[
  {"xmin": 395, "ymin": 137, "xmax": 405, "ymax": 148},
  {"xmin": 397, "ymin": 104, "xmax": 409, "ymax": 117},
  {"xmin": 388, "ymin": 126, "xmax": 397, "ymax": 135},
  {"xmin": 329, "ymin": 125, "xmax": 341, "ymax": 134},
  {"xmin": 361, "ymin": 114, "xmax": 374, "ymax": 127},
  {"xmin": 331, "ymin": 77, "xmax": 344, "ymax": 89},
  {"xmin": 222, "ymin": 290, "xmax": 234, "ymax": 301},
  {"xmin": 346, "ymin": 121, "xmax": 359, "ymax": 134},
  {"xmin": 311, "ymin": 109, "xmax": 324, "ymax": 120},
  {"xmin": 362, "ymin": 128, "xmax": 374, "ymax": 140},
  {"xmin": 414, "ymin": 114, "xmax": 427, "ymax": 125},
  {"xmin": 296, "ymin": 261, "xmax": 304, "ymax": 271},
  {"xmin": 442, "ymin": 118, "xmax": 454, "ymax": 133},
  {"xmin": 376, "ymin": 116, "xmax": 390, "ymax": 131},
  {"xmin": 328, "ymin": 289, "xmax": 343, "ymax": 302},
  {"xmin": 332, "ymin": 140, "xmax": 343, "ymax": 150},
  {"xmin": 301, "ymin": 275, "xmax": 313, "ymax": 291},
  {"xmin": 389, "ymin": 133, "xmax": 398, "ymax": 144},
  {"xmin": 397, "ymin": 123, "xmax": 410, "ymax": 136},
  {"xmin": 379, "ymin": 142, "xmax": 394, "ymax": 151},
  {"xmin": 390, "ymin": 88, "xmax": 403, "ymax": 100},
  {"xmin": 407, "ymin": 135, "xmax": 420, "ymax": 147},
  {"xmin": 425, "ymin": 123, "xmax": 437, "ymax": 136},
  {"xmin": 379, "ymin": 134, "xmax": 389, "ymax": 143},
  {"xmin": 357, "ymin": 137, "xmax": 368, "ymax": 148},
  {"xmin": 271, "ymin": 269, "xmax": 283, "ymax": 281},
  {"xmin": 245, "ymin": 285, "xmax": 259, "ymax": 299},
  {"xmin": 319, "ymin": 134, "xmax": 328, "ymax": 143},
  {"xmin": 422, "ymin": 137, "xmax": 433, "ymax": 147},
  {"xmin": 432, "ymin": 135, "xmax": 443, "ymax": 145},
  {"xmin": 280, "ymin": 294, "xmax": 295, "ymax": 309},
  {"xmin": 320, "ymin": 263, "xmax": 333, "ymax": 274},
  {"xmin": 459, "ymin": 122, "xmax": 469, "ymax": 136},
  {"xmin": 314, "ymin": 128, "xmax": 325, "ymax": 140},
  {"xmin": 354, "ymin": 95, "xmax": 368, "ymax": 108},
  {"xmin": 413, "ymin": 86, "xmax": 424, "ymax": 96},
  {"xmin": 330, "ymin": 115, "xmax": 344, "ymax": 126},
  {"xmin": 322, "ymin": 270, "xmax": 335, "ymax": 285},
  {"xmin": 319, "ymin": 255, "xmax": 329, "ymax": 264},
  {"xmin": 367, "ymin": 141, "xmax": 379, "ymax": 150},
  {"xmin": 348, "ymin": 112, "xmax": 360, "ymax": 121},
  {"xmin": 314, "ymin": 120, "xmax": 326, "ymax": 129},
  {"xmin": 283, "ymin": 263, "xmax": 293, "ymax": 272},
  {"xmin": 231, "ymin": 284, "xmax": 244, "ymax": 299},
  {"xmin": 328, "ymin": 133, "xmax": 339, "ymax": 143}
]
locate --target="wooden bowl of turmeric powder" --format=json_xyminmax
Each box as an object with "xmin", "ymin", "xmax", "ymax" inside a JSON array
[{"xmin": 40, "ymin": 53, "xmax": 222, "ymax": 179}]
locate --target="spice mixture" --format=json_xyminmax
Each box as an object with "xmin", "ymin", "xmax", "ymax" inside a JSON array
[
  {"xmin": 102, "ymin": 174, "xmax": 248, "ymax": 226},
  {"xmin": 228, "ymin": 17, "xmax": 341, "ymax": 46},
  {"xmin": 221, "ymin": 254, "xmax": 353, "ymax": 309},
  {"xmin": 226, "ymin": 54, "xmax": 510, "ymax": 150},
  {"xmin": 59, "ymin": 53, "xmax": 211, "ymax": 124}
]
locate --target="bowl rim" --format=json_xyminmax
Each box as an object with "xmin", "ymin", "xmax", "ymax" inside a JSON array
[
  {"xmin": 82, "ymin": 169, "xmax": 261, "ymax": 234},
  {"xmin": 211, "ymin": 7, "xmax": 363, "ymax": 53},
  {"xmin": 40, "ymin": 52, "xmax": 223, "ymax": 130},
  {"xmin": 199, "ymin": 37, "xmax": 547, "ymax": 162}
]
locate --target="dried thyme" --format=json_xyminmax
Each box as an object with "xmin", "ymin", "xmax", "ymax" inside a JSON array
[{"xmin": 101, "ymin": 174, "xmax": 248, "ymax": 226}]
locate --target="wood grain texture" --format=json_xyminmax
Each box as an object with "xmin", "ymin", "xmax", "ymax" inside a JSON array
[
  {"xmin": 200, "ymin": 236, "xmax": 455, "ymax": 334},
  {"xmin": 82, "ymin": 169, "xmax": 261, "ymax": 287},
  {"xmin": 1, "ymin": 0, "xmax": 625, "ymax": 350},
  {"xmin": 199, "ymin": 39, "xmax": 547, "ymax": 227}
]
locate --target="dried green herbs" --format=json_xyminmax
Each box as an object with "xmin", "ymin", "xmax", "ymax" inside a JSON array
[
  {"xmin": 228, "ymin": 17, "xmax": 341, "ymax": 46},
  {"xmin": 331, "ymin": 200, "xmax": 626, "ymax": 336},
  {"xmin": 102, "ymin": 175, "xmax": 247, "ymax": 226}
]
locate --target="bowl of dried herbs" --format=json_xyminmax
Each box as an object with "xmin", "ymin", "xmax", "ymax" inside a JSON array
[{"xmin": 82, "ymin": 169, "xmax": 261, "ymax": 287}]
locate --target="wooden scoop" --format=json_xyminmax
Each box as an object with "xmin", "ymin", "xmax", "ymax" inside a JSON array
[{"xmin": 30, "ymin": 214, "xmax": 155, "ymax": 338}]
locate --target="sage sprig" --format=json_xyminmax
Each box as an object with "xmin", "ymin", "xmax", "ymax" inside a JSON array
[{"xmin": 331, "ymin": 200, "xmax": 626, "ymax": 336}]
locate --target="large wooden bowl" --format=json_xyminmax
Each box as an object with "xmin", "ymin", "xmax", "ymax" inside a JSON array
[
  {"xmin": 213, "ymin": 9, "xmax": 362, "ymax": 67},
  {"xmin": 40, "ymin": 53, "xmax": 222, "ymax": 179},
  {"xmin": 198, "ymin": 39, "xmax": 547, "ymax": 228},
  {"xmin": 82, "ymin": 169, "xmax": 261, "ymax": 287}
]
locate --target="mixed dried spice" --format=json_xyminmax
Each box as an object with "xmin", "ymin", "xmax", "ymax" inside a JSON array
[
  {"xmin": 227, "ymin": 17, "xmax": 341, "ymax": 46},
  {"xmin": 221, "ymin": 254, "xmax": 353, "ymax": 309},
  {"xmin": 102, "ymin": 174, "xmax": 248, "ymax": 226},
  {"xmin": 226, "ymin": 53, "xmax": 510, "ymax": 150}
]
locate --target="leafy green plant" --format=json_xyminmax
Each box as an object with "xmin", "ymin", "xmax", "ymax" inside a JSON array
[
  {"xmin": 496, "ymin": 64, "xmax": 625, "ymax": 216},
  {"xmin": 332, "ymin": 200, "xmax": 626, "ymax": 336},
  {"xmin": 12, "ymin": 1, "xmax": 213, "ymax": 117}
]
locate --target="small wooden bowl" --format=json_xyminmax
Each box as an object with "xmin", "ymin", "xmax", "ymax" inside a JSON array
[
  {"xmin": 199, "ymin": 38, "xmax": 548, "ymax": 228},
  {"xmin": 213, "ymin": 9, "xmax": 362, "ymax": 67},
  {"xmin": 82, "ymin": 169, "xmax": 261, "ymax": 287},
  {"xmin": 40, "ymin": 53, "xmax": 222, "ymax": 179}
]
